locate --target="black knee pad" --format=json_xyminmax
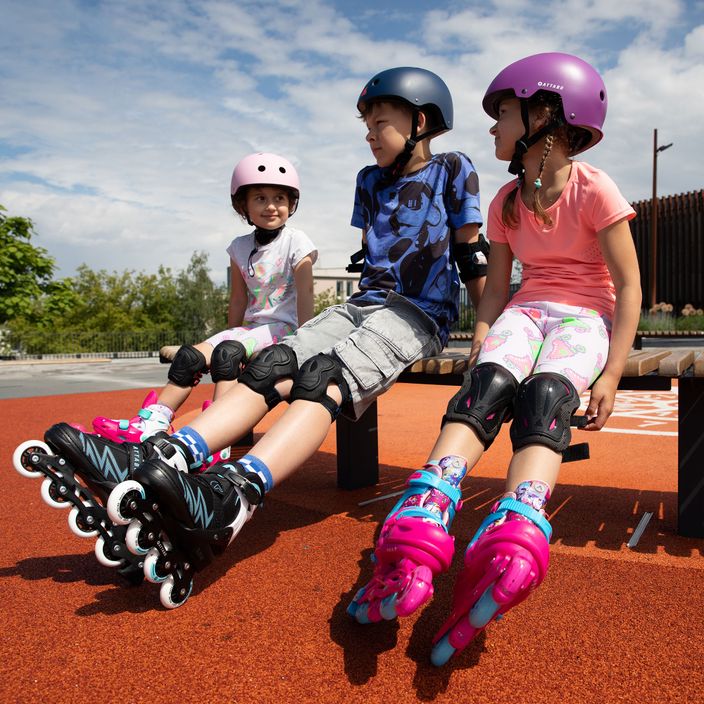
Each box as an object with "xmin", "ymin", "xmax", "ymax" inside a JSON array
[
  {"xmin": 168, "ymin": 345, "xmax": 208, "ymax": 387},
  {"xmin": 442, "ymin": 362, "xmax": 518, "ymax": 449},
  {"xmin": 510, "ymin": 372, "xmax": 580, "ymax": 453},
  {"xmin": 210, "ymin": 340, "xmax": 247, "ymax": 383},
  {"xmin": 289, "ymin": 353, "xmax": 351, "ymax": 420},
  {"xmin": 239, "ymin": 344, "xmax": 299, "ymax": 409}
]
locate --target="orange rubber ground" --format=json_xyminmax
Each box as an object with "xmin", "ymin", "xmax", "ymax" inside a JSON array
[{"xmin": 2, "ymin": 381, "xmax": 703, "ymax": 703}]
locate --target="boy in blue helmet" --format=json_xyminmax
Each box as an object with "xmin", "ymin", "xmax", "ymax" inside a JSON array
[{"xmin": 22, "ymin": 67, "xmax": 487, "ymax": 609}]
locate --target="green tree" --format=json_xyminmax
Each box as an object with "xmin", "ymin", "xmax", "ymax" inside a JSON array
[
  {"xmin": 175, "ymin": 251, "xmax": 228, "ymax": 334},
  {"xmin": 0, "ymin": 204, "xmax": 67, "ymax": 323}
]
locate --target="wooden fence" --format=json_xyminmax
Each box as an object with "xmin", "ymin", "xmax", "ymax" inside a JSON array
[{"xmin": 630, "ymin": 189, "xmax": 703, "ymax": 309}]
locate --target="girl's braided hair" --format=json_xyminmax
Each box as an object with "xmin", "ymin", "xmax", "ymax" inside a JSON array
[{"xmin": 501, "ymin": 90, "xmax": 592, "ymax": 228}]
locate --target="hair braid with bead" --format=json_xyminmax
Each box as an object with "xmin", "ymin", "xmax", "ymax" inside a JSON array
[{"xmin": 531, "ymin": 133, "xmax": 554, "ymax": 226}]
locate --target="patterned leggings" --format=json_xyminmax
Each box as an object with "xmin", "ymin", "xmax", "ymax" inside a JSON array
[
  {"xmin": 476, "ymin": 301, "xmax": 611, "ymax": 394},
  {"xmin": 205, "ymin": 321, "xmax": 295, "ymax": 359}
]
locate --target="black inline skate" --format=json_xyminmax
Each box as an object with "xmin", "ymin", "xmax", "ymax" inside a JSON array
[
  {"xmin": 107, "ymin": 457, "xmax": 264, "ymax": 608},
  {"xmin": 12, "ymin": 422, "xmax": 183, "ymax": 583}
]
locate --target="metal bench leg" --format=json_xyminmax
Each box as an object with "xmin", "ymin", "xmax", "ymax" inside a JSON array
[
  {"xmin": 336, "ymin": 400, "xmax": 379, "ymax": 489},
  {"xmin": 678, "ymin": 378, "xmax": 704, "ymax": 538}
]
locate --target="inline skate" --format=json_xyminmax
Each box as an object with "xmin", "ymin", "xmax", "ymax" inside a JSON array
[
  {"xmin": 430, "ymin": 497, "xmax": 551, "ymax": 666},
  {"xmin": 12, "ymin": 422, "xmax": 161, "ymax": 581},
  {"xmin": 107, "ymin": 456, "xmax": 264, "ymax": 608},
  {"xmin": 92, "ymin": 390, "xmax": 172, "ymax": 443},
  {"xmin": 348, "ymin": 462, "xmax": 463, "ymax": 624}
]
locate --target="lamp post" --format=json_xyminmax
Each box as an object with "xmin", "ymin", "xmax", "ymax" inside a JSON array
[{"xmin": 649, "ymin": 128, "xmax": 673, "ymax": 309}]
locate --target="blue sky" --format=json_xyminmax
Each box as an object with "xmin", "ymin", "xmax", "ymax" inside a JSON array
[{"xmin": 1, "ymin": 0, "xmax": 703, "ymax": 282}]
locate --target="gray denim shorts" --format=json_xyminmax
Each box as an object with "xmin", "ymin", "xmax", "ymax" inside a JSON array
[{"xmin": 283, "ymin": 291, "xmax": 442, "ymax": 419}]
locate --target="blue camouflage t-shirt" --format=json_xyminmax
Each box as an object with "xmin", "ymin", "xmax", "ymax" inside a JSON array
[{"xmin": 350, "ymin": 151, "xmax": 482, "ymax": 345}]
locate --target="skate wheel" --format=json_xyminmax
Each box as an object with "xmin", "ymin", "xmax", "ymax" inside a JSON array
[
  {"xmin": 160, "ymin": 574, "xmax": 193, "ymax": 609},
  {"xmin": 353, "ymin": 601, "xmax": 373, "ymax": 624},
  {"xmin": 68, "ymin": 505, "xmax": 99, "ymax": 538},
  {"xmin": 94, "ymin": 536, "xmax": 123, "ymax": 567},
  {"xmin": 40, "ymin": 475, "xmax": 72, "ymax": 509},
  {"xmin": 107, "ymin": 480, "xmax": 145, "ymax": 524},
  {"xmin": 379, "ymin": 594, "xmax": 398, "ymax": 620},
  {"xmin": 125, "ymin": 520, "xmax": 158, "ymax": 555},
  {"xmin": 12, "ymin": 439, "xmax": 51, "ymax": 478},
  {"xmin": 430, "ymin": 633, "xmax": 456, "ymax": 667},
  {"xmin": 144, "ymin": 547, "xmax": 170, "ymax": 583},
  {"xmin": 469, "ymin": 584, "xmax": 501, "ymax": 629}
]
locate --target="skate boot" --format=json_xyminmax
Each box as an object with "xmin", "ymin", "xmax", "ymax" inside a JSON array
[
  {"xmin": 92, "ymin": 390, "xmax": 173, "ymax": 443},
  {"xmin": 430, "ymin": 498, "xmax": 551, "ymax": 666},
  {"xmin": 347, "ymin": 463, "xmax": 463, "ymax": 624},
  {"xmin": 106, "ymin": 458, "xmax": 264, "ymax": 609},
  {"xmin": 12, "ymin": 422, "xmax": 164, "ymax": 581}
]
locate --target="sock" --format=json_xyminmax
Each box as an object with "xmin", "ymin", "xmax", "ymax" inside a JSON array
[
  {"xmin": 147, "ymin": 403, "xmax": 174, "ymax": 423},
  {"xmin": 238, "ymin": 454, "xmax": 274, "ymax": 494},
  {"xmin": 172, "ymin": 426, "xmax": 210, "ymax": 467},
  {"xmin": 400, "ymin": 454, "xmax": 468, "ymax": 527},
  {"xmin": 514, "ymin": 480, "xmax": 551, "ymax": 512}
]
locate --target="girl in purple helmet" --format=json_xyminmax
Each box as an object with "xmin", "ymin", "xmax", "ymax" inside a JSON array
[
  {"xmin": 92, "ymin": 153, "xmax": 317, "ymax": 451},
  {"xmin": 348, "ymin": 53, "xmax": 641, "ymax": 666}
]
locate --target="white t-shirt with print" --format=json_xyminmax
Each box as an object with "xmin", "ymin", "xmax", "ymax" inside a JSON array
[{"xmin": 227, "ymin": 225, "xmax": 318, "ymax": 329}]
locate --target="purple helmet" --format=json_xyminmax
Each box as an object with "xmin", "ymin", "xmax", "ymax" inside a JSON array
[{"xmin": 483, "ymin": 52, "xmax": 607, "ymax": 154}]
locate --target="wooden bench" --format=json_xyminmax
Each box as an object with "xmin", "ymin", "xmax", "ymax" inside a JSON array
[
  {"xmin": 633, "ymin": 330, "xmax": 704, "ymax": 349},
  {"xmin": 159, "ymin": 345, "xmax": 704, "ymax": 538}
]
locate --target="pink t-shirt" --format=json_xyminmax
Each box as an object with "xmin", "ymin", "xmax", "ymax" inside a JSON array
[{"xmin": 487, "ymin": 160, "xmax": 636, "ymax": 319}]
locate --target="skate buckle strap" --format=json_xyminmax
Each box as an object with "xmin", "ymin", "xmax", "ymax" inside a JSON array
[
  {"xmin": 137, "ymin": 408, "xmax": 153, "ymax": 420},
  {"xmin": 221, "ymin": 464, "xmax": 264, "ymax": 507},
  {"xmin": 119, "ymin": 419, "xmax": 130, "ymax": 430},
  {"xmin": 388, "ymin": 470, "xmax": 463, "ymax": 529},
  {"xmin": 469, "ymin": 497, "xmax": 552, "ymax": 549}
]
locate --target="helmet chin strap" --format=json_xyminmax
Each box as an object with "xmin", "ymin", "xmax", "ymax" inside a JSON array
[
  {"xmin": 508, "ymin": 100, "xmax": 564, "ymax": 178},
  {"xmin": 381, "ymin": 110, "xmax": 446, "ymax": 185}
]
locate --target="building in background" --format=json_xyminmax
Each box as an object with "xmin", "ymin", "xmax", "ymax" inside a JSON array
[{"xmin": 313, "ymin": 267, "xmax": 359, "ymax": 301}]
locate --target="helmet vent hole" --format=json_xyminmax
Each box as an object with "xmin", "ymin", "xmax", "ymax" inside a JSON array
[
  {"xmin": 521, "ymin": 88, "xmax": 527, "ymax": 94},
  {"xmin": 279, "ymin": 167, "xmax": 286, "ymax": 173},
  {"xmin": 257, "ymin": 165, "xmax": 266, "ymax": 172},
  {"xmin": 599, "ymin": 90, "xmax": 605, "ymax": 101},
  {"xmin": 372, "ymin": 79, "xmax": 379, "ymax": 86}
]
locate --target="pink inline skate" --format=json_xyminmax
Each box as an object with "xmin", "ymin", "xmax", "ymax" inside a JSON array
[
  {"xmin": 92, "ymin": 390, "xmax": 173, "ymax": 443},
  {"xmin": 347, "ymin": 468, "xmax": 461, "ymax": 623},
  {"xmin": 430, "ymin": 497, "xmax": 551, "ymax": 666}
]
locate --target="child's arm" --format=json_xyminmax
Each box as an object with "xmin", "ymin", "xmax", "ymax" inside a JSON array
[
  {"xmin": 584, "ymin": 217, "xmax": 642, "ymax": 429},
  {"xmin": 469, "ymin": 241, "xmax": 513, "ymax": 366},
  {"xmin": 293, "ymin": 255, "xmax": 315, "ymax": 326},
  {"xmin": 228, "ymin": 259, "xmax": 248, "ymax": 328},
  {"xmin": 453, "ymin": 223, "xmax": 486, "ymax": 309}
]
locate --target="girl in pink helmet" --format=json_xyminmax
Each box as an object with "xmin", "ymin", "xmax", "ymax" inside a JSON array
[
  {"xmin": 348, "ymin": 53, "xmax": 642, "ymax": 665},
  {"xmin": 92, "ymin": 153, "xmax": 317, "ymax": 451}
]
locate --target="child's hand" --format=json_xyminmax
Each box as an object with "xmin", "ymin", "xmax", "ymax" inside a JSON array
[{"xmin": 582, "ymin": 375, "xmax": 619, "ymax": 430}]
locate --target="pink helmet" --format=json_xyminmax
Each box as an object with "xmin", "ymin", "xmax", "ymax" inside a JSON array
[
  {"xmin": 483, "ymin": 52, "xmax": 607, "ymax": 154},
  {"xmin": 230, "ymin": 152, "xmax": 300, "ymax": 214}
]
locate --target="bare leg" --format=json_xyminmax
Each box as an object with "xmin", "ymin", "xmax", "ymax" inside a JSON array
[
  {"xmin": 243, "ymin": 383, "xmax": 343, "ymax": 485},
  {"xmin": 184, "ymin": 379, "xmax": 294, "ymax": 453},
  {"xmin": 427, "ymin": 421, "xmax": 485, "ymax": 468},
  {"xmin": 212, "ymin": 379, "xmax": 237, "ymax": 401},
  {"xmin": 504, "ymin": 445, "xmax": 562, "ymax": 494}
]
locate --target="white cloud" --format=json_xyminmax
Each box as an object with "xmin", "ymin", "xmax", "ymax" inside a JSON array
[{"xmin": 0, "ymin": 0, "xmax": 701, "ymax": 283}]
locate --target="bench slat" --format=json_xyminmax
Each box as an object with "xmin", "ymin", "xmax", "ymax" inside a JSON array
[
  {"xmin": 160, "ymin": 344, "xmax": 702, "ymax": 379},
  {"xmin": 658, "ymin": 349, "xmax": 695, "ymax": 377},
  {"xmin": 622, "ymin": 351, "xmax": 670, "ymax": 376}
]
